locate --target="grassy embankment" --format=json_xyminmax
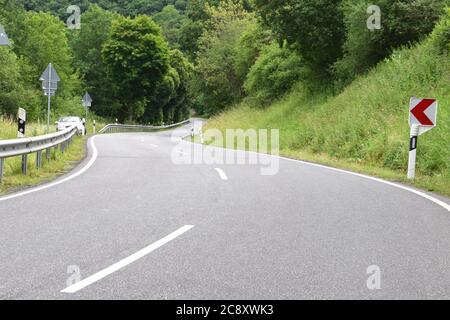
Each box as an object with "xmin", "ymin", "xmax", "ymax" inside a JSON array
[
  {"xmin": 0, "ymin": 117, "xmax": 105, "ymax": 195},
  {"xmin": 201, "ymin": 39, "xmax": 450, "ymax": 197}
]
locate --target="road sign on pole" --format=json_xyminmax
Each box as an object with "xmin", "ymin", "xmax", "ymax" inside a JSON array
[
  {"xmin": 40, "ymin": 63, "xmax": 60, "ymax": 133},
  {"xmin": 0, "ymin": 24, "xmax": 10, "ymax": 46},
  {"xmin": 407, "ymin": 98, "xmax": 438, "ymax": 179},
  {"xmin": 17, "ymin": 108, "xmax": 26, "ymax": 138},
  {"xmin": 82, "ymin": 92, "xmax": 92, "ymax": 108},
  {"xmin": 409, "ymin": 98, "xmax": 437, "ymax": 135},
  {"xmin": 82, "ymin": 93, "xmax": 92, "ymax": 135}
]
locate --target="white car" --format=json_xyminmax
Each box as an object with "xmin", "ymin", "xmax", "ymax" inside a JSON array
[{"xmin": 56, "ymin": 116, "xmax": 85, "ymax": 134}]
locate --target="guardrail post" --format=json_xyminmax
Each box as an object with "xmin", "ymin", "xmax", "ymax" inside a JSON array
[
  {"xmin": 46, "ymin": 148, "xmax": 51, "ymax": 161},
  {"xmin": 60, "ymin": 141, "xmax": 65, "ymax": 154},
  {"xmin": 36, "ymin": 151, "xmax": 42, "ymax": 169},
  {"xmin": 21, "ymin": 154, "xmax": 27, "ymax": 175},
  {"xmin": 0, "ymin": 158, "xmax": 4, "ymax": 183}
]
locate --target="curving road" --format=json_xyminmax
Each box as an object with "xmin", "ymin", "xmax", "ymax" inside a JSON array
[{"xmin": 0, "ymin": 121, "xmax": 449, "ymax": 299}]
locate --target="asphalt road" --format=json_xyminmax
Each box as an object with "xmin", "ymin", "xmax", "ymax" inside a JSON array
[{"xmin": 0, "ymin": 121, "xmax": 449, "ymax": 300}]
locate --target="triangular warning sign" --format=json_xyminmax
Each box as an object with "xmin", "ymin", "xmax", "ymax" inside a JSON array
[
  {"xmin": 82, "ymin": 92, "xmax": 92, "ymax": 107},
  {"xmin": 40, "ymin": 63, "xmax": 61, "ymax": 82},
  {"xmin": 0, "ymin": 25, "xmax": 10, "ymax": 46}
]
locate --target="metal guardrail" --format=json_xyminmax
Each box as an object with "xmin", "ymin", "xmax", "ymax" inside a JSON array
[
  {"xmin": 98, "ymin": 120, "xmax": 190, "ymax": 134},
  {"xmin": 0, "ymin": 126, "xmax": 78, "ymax": 182},
  {"xmin": 0, "ymin": 119, "xmax": 190, "ymax": 183}
]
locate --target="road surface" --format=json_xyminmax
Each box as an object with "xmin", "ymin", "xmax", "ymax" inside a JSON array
[{"xmin": 0, "ymin": 121, "xmax": 449, "ymax": 299}]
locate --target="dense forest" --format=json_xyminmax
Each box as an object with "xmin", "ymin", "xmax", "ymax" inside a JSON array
[{"xmin": 0, "ymin": 0, "xmax": 448, "ymax": 124}]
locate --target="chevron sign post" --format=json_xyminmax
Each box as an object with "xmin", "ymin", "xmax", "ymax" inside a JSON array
[{"xmin": 407, "ymin": 98, "xmax": 438, "ymax": 179}]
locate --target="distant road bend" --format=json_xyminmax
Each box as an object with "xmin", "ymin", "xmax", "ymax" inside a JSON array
[{"xmin": 0, "ymin": 121, "xmax": 449, "ymax": 299}]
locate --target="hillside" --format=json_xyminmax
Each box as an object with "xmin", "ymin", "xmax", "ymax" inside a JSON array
[{"xmin": 204, "ymin": 37, "xmax": 450, "ymax": 196}]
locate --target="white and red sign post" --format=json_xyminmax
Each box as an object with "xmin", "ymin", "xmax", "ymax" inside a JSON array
[{"xmin": 407, "ymin": 98, "xmax": 438, "ymax": 179}]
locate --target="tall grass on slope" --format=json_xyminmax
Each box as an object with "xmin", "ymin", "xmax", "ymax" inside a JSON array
[
  {"xmin": 0, "ymin": 116, "xmax": 53, "ymax": 139},
  {"xmin": 205, "ymin": 40, "xmax": 450, "ymax": 196}
]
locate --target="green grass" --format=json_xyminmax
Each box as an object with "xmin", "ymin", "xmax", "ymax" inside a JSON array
[
  {"xmin": 86, "ymin": 118, "xmax": 107, "ymax": 135},
  {"xmin": 0, "ymin": 117, "xmax": 88, "ymax": 195},
  {"xmin": 203, "ymin": 40, "xmax": 450, "ymax": 197},
  {"xmin": 0, "ymin": 116, "xmax": 107, "ymax": 139},
  {"xmin": 0, "ymin": 116, "xmax": 56, "ymax": 139}
]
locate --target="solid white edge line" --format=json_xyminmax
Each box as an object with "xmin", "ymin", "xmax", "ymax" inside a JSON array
[
  {"xmin": 277, "ymin": 155, "xmax": 450, "ymax": 212},
  {"xmin": 187, "ymin": 141, "xmax": 449, "ymax": 212},
  {"xmin": 215, "ymin": 168, "xmax": 228, "ymax": 180},
  {"xmin": 0, "ymin": 135, "xmax": 98, "ymax": 202},
  {"xmin": 61, "ymin": 225, "xmax": 195, "ymax": 294}
]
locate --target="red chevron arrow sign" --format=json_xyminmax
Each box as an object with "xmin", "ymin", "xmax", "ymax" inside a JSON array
[{"xmin": 409, "ymin": 98, "xmax": 437, "ymax": 134}]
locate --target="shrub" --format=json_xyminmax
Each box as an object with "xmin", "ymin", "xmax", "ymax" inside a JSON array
[
  {"xmin": 334, "ymin": 0, "xmax": 446, "ymax": 87},
  {"xmin": 254, "ymin": 0, "xmax": 346, "ymax": 75},
  {"xmin": 430, "ymin": 7, "xmax": 450, "ymax": 53},
  {"xmin": 244, "ymin": 45, "xmax": 304, "ymax": 106},
  {"xmin": 192, "ymin": 1, "xmax": 256, "ymax": 115}
]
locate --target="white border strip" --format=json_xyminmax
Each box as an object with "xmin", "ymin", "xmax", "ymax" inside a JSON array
[
  {"xmin": 0, "ymin": 136, "xmax": 98, "ymax": 202},
  {"xmin": 61, "ymin": 225, "xmax": 194, "ymax": 294}
]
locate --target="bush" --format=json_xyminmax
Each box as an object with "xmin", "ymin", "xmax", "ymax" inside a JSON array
[
  {"xmin": 430, "ymin": 7, "xmax": 450, "ymax": 53},
  {"xmin": 334, "ymin": 0, "xmax": 446, "ymax": 87},
  {"xmin": 244, "ymin": 45, "xmax": 304, "ymax": 106},
  {"xmin": 254, "ymin": 0, "xmax": 346, "ymax": 74},
  {"xmin": 192, "ymin": 1, "xmax": 256, "ymax": 115}
]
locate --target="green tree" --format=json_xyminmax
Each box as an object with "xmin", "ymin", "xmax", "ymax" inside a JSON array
[
  {"xmin": 178, "ymin": 0, "xmax": 219, "ymax": 60},
  {"xmin": 244, "ymin": 44, "xmax": 305, "ymax": 106},
  {"xmin": 254, "ymin": 0, "xmax": 346, "ymax": 75},
  {"xmin": 70, "ymin": 4, "xmax": 120, "ymax": 118},
  {"xmin": 144, "ymin": 49, "xmax": 193, "ymax": 124},
  {"xmin": 103, "ymin": 15, "xmax": 170, "ymax": 122},
  {"xmin": 334, "ymin": 0, "xmax": 446, "ymax": 86},
  {"xmin": 18, "ymin": 12, "xmax": 81, "ymax": 117},
  {"xmin": 193, "ymin": 1, "xmax": 256, "ymax": 115},
  {"xmin": 430, "ymin": 6, "xmax": 450, "ymax": 54},
  {"xmin": 164, "ymin": 49, "xmax": 193, "ymax": 122},
  {"xmin": 1, "ymin": 3, "xmax": 80, "ymax": 120},
  {"xmin": 152, "ymin": 5, "xmax": 188, "ymax": 48},
  {"xmin": 0, "ymin": 47, "xmax": 26, "ymax": 117}
]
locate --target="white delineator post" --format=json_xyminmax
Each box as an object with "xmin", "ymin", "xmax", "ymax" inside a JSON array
[
  {"xmin": 407, "ymin": 125, "xmax": 420, "ymax": 180},
  {"xmin": 200, "ymin": 126, "xmax": 204, "ymax": 144}
]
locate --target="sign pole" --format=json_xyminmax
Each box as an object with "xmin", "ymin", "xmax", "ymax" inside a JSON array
[
  {"xmin": 407, "ymin": 98, "xmax": 438, "ymax": 180},
  {"xmin": 82, "ymin": 93, "xmax": 92, "ymax": 136},
  {"xmin": 47, "ymin": 63, "xmax": 52, "ymax": 133},
  {"xmin": 407, "ymin": 125, "xmax": 419, "ymax": 180},
  {"xmin": 40, "ymin": 63, "xmax": 60, "ymax": 133}
]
